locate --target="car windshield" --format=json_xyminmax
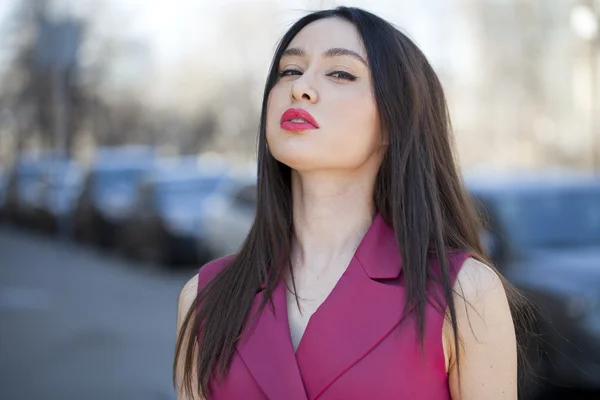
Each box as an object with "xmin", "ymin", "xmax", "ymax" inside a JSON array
[
  {"xmin": 93, "ymin": 168, "xmax": 146, "ymax": 190},
  {"xmin": 491, "ymin": 186, "xmax": 600, "ymax": 249}
]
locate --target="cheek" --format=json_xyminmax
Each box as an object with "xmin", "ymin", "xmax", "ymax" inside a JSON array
[
  {"xmin": 267, "ymin": 84, "xmax": 289, "ymax": 114},
  {"xmin": 329, "ymin": 91, "xmax": 380, "ymax": 150}
]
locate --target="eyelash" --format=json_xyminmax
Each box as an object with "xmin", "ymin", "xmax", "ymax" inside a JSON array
[{"xmin": 277, "ymin": 69, "xmax": 357, "ymax": 82}]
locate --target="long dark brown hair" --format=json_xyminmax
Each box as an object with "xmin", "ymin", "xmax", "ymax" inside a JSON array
[{"xmin": 174, "ymin": 6, "xmax": 531, "ymax": 398}]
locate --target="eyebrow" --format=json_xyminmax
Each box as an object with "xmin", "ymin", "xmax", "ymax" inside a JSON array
[{"xmin": 281, "ymin": 47, "xmax": 368, "ymax": 67}]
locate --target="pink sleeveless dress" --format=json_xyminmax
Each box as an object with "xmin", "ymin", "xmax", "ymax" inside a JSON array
[{"xmin": 196, "ymin": 213, "xmax": 471, "ymax": 399}]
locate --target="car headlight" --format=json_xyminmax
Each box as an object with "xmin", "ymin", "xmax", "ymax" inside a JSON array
[
  {"xmin": 166, "ymin": 215, "xmax": 197, "ymax": 234},
  {"xmin": 100, "ymin": 195, "xmax": 132, "ymax": 220},
  {"xmin": 102, "ymin": 204, "xmax": 130, "ymax": 220}
]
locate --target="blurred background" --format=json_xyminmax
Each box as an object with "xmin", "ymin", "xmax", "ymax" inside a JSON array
[{"xmin": 0, "ymin": 0, "xmax": 598, "ymax": 399}]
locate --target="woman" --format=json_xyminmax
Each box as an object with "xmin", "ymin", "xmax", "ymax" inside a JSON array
[{"xmin": 174, "ymin": 6, "xmax": 519, "ymax": 399}]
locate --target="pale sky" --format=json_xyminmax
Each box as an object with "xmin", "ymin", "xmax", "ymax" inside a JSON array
[
  {"xmin": 0, "ymin": 0, "xmax": 479, "ymax": 111},
  {"xmin": 110, "ymin": 0, "xmax": 470, "ymax": 71},
  {"xmin": 0, "ymin": 0, "xmax": 474, "ymax": 73}
]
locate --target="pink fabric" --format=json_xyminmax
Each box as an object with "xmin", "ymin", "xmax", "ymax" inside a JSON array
[{"xmin": 197, "ymin": 213, "xmax": 471, "ymax": 399}]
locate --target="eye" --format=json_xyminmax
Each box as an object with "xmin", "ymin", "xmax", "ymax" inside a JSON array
[
  {"xmin": 278, "ymin": 69, "xmax": 302, "ymax": 78},
  {"xmin": 327, "ymin": 71, "xmax": 357, "ymax": 81}
]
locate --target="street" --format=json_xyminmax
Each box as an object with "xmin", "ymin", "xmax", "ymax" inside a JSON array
[
  {"xmin": 0, "ymin": 226, "xmax": 191, "ymax": 400},
  {"xmin": 0, "ymin": 226, "xmax": 598, "ymax": 400}
]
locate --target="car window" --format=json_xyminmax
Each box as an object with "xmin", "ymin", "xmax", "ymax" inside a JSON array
[
  {"xmin": 490, "ymin": 186, "xmax": 600, "ymax": 249},
  {"xmin": 155, "ymin": 176, "xmax": 225, "ymax": 210},
  {"xmin": 94, "ymin": 168, "xmax": 145, "ymax": 188}
]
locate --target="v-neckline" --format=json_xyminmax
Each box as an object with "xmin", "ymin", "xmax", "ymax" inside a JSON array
[
  {"xmin": 283, "ymin": 214, "xmax": 383, "ymax": 356},
  {"xmin": 284, "ymin": 254, "xmax": 357, "ymax": 356},
  {"xmin": 233, "ymin": 212, "xmax": 409, "ymax": 400}
]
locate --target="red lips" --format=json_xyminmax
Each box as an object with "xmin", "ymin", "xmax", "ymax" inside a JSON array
[{"xmin": 280, "ymin": 108, "xmax": 319, "ymax": 132}]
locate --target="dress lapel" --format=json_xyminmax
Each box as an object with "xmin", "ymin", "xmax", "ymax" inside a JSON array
[
  {"xmin": 294, "ymin": 213, "xmax": 408, "ymax": 400},
  {"xmin": 236, "ymin": 281, "xmax": 308, "ymax": 400}
]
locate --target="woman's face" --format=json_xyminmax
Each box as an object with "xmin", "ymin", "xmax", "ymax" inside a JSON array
[{"xmin": 266, "ymin": 18, "xmax": 384, "ymax": 172}]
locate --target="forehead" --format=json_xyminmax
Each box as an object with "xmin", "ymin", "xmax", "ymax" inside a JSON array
[{"xmin": 286, "ymin": 18, "xmax": 366, "ymax": 57}]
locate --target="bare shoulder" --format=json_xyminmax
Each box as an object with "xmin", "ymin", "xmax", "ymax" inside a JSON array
[
  {"xmin": 446, "ymin": 257, "xmax": 517, "ymax": 399},
  {"xmin": 443, "ymin": 258, "xmax": 508, "ymax": 354},
  {"xmin": 177, "ymin": 274, "xmax": 199, "ymax": 318},
  {"xmin": 448, "ymin": 257, "xmax": 513, "ymax": 346},
  {"xmin": 454, "ymin": 257, "xmax": 506, "ymax": 302},
  {"xmin": 174, "ymin": 256, "xmax": 233, "ymax": 400}
]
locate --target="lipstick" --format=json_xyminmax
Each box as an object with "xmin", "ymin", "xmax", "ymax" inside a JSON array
[{"xmin": 280, "ymin": 108, "xmax": 319, "ymax": 132}]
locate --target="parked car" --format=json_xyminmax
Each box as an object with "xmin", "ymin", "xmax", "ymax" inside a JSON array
[
  {"xmin": 466, "ymin": 172, "xmax": 600, "ymax": 398},
  {"xmin": 34, "ymin": 159, "xmax": 84, "ymax": 236},
  {"xmin": 20, "ymin": 173, "xmax": 49, "ymax": 231},
  {"xmin": 3, "ymin": 151, "xmax": 67, "ymax": 227},
  {"xmin": 73, "ymin": 157, "xmax": 155, "ymax": 247},
  {"xmin": 120, "ymin": 167, "xmax": 231, "ymax": 267},
  {"xmin": 202, "ymin": 180, "xmax": 257, "ymax": 259}
]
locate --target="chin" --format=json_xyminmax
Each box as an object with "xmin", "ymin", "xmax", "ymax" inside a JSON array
[
  {"xmin": 267, "ymin": 129, "xmax": 315, "ymax": 168},
  {"xmin": 269, "ymin": 147, "xmax": 321, "ymax": 171},
  {"xmin": 271, "ymin": 149, "xmax": 366, "ymax": 174}
]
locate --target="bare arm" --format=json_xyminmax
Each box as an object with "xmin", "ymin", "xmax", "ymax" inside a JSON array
[
  {"xmin": 175, "ymin": 274, "xmax": 205, "ymax": 400},
  {"xmin": 446, "ymin": 258, "xmax": 518, "ymax": 399}
]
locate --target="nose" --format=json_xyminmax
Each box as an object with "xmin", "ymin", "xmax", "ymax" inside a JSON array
[{"xmin": 291, "ymin": 79, "xmax": 318, "ymax": 103}]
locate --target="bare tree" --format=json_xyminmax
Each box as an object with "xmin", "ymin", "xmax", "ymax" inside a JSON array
[{"xmin": 0, "ymin": 0, "xmax": 89, "ymax": 157}]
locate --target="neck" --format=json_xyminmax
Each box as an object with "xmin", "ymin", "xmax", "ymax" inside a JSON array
[{"xmin": 290, "ymin": 169, "xmax": 377, "ymax": 273}]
